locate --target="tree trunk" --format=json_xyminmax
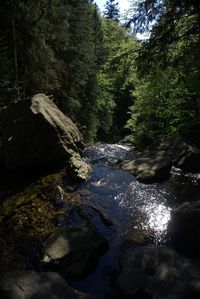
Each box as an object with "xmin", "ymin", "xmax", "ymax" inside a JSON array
[{"xmin": 11, "ymin": 0, "xmax": 19, "ymax": 96}]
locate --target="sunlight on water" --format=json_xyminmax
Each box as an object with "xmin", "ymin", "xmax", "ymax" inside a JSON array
[
  {"xmin": 117, "ymin": 181, "xmax": 173, "ymax": 234},
  {"xmin": 84, "ymin": 143, "xmax": 134, "ymax": 163},
  {"xmin": 83, "ymin": 144, "xmax": 174, "ymax": 243},
  {"xmin": 142, "ymin": 203, "xmax": 171, "ymax": 231},
  {"xmin": 69, "ymin": 144, "xmax": 200, "ymax": 297}
]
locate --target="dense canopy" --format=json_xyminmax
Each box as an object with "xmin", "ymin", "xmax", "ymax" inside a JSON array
[{"xmin": 0, "ymin": 0, "xmax": 199, "ymax": 145}]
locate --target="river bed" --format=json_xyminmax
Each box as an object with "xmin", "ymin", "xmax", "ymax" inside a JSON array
[
  {"xmin": 60, "ymin": 143, "xmax": 200, "ymax": 298},
  {"xmin": 1, "ymin": 143, "xmax": 200, "ymax": 298}
]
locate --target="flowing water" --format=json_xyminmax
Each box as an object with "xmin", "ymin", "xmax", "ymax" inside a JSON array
[{"xmin": 62, "ymin": 144, "xmax": 200, "ymax": 298}]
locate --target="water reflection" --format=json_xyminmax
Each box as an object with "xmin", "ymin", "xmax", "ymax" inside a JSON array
[
  {"xmin": 116, "ymin": 181, "xmax": 173, "ymax": 241},
  {"xmin": 82, "ymin": 144, "xmax": 174, "ymax": 244},
  {"xmin": 142, "ymin": 203, "xmax": 171, "ymax": 231},
  {"xmin": 84, "ymin": 143, "xmax": 135, "ymax": 164},
  {"xmin": 70, "ymin": 144, "xmax": 181, "ymax": 296}
]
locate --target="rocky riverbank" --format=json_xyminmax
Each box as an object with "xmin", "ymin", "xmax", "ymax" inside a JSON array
[
  {"xmin": 122, "ymin": 136, "xmax": 200, "ymax": 183},
  {"xmin": 0, "ymin": 165, "xmax": 109, "ymax": 298},
  {"xmin": 1, "ymin": 129, "xmax": 200, "ymax": 298}
]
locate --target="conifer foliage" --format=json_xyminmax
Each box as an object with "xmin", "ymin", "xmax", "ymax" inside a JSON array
[
  {"xmin": 125, "ymin": 0, "xmax": 200, "ymax": 145},
  {"xmin": 0, "ymin": 0, "xmax": 105, "ymax": 141},
  {"xmin": 104, "ymin": 0, "xmax": 120, "ymax": 22}
]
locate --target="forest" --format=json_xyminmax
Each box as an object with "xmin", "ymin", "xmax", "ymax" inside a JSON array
[
  {"xmin": 1, "ymin": 0, "xmax": 199, "ymax": 145},
  {"xmin": 1, "ymin": 1, "xmax": 200, "ymax": 299}
]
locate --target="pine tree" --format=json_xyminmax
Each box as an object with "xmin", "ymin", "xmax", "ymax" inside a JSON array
[{"xmin": 104, "ymin": 0, "xmax": 120, "ymax": 22}]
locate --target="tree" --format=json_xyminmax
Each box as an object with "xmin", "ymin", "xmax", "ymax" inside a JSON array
[
  {"xmin": 104, "ymin": 0, "xmax": 120, "ymax": 22},
  {"xmin": 96, "ymin": 19, "xmax": 139, "ymax": 140},
  {"xmin": 0, "ymin": 0, "xmax": 107, "ymax": 142},
  {"xmin": 125, "ymin": 0, "xmax": 200, "ymax": 145},
  {"xmin": 128, "ymin": 0, "xmax": 200, "ymax": 73}
]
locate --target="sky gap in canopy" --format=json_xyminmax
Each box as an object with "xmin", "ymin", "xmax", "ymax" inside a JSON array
[{"xmin": 95, "ymin": 0, "xmax": 130, "ymax": 14}]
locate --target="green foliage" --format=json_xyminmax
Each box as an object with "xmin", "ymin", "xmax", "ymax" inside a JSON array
[
  {"xmin": 96, "ymin": 19, "xmax": 139, "ymax": 140},
  {"xmin": 0, "ymin": 0, "xmax": 107, "ymax": 142},
  {"xmin": 125, "ymin": 0, "xmax": 200, "ymax": 146}
]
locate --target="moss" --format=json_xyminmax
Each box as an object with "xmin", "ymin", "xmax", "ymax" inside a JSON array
[{"xmin": 0, "ymin": 168, "xmax": 75, "ymax": 271}]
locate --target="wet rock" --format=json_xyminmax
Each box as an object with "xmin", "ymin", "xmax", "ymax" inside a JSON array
[
  {"xmin": 151, "ymin": 136, "xmax": 200, "ymax": 173},
  {"xmin": 122, "ymin": 230, "xmax": 152, "ymax": 248},
  {"xmin": 0, "ymin": 271, "xmax": 91, "ymax": 299},
  {"xmin": 1, "ymin": 94, "xmax": 90, "ymax": 181},
  {"xmin": 121, "ymin": 154, "xmax": 171, "ymax": 183},
  {"xmin": 78, "ymin": 188, "xmax": 92, "ymax": 198},
  {"xmin": 168, "ymin": 201, "xmax": 200, "ymax": 256},
  {"xmin": 90, "ymin": 205, "xmax": 113, "ymax": 226},
  {"xmin": 41, "ymin": 223, "xmax": 109, "ymax": 279},
  {"xmin": 116, "ymin": 246, "xmax": 200, "ymax": 299},
  {"xmin": 42, "ymin": 185, "xmax": 65, "ymax": 207},
  {"xmin": 169, "ymin": 168, "xmax": 200, "ymax": 203},
  {"xmin": 122, "ymin": 136, "xmax": 200, "ymax": 183},
  {"xmin": 70, "ymin": 204, "xmax": 113, "ymax": 227},
  {"xmin": 68, "ymin": 154, "xmax": 92, "ymax": 181},
  {"xmin": 176, "ymin": 145, "xmax": 200, "ymax": 172}
]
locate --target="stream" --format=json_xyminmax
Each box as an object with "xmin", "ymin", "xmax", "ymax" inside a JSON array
[{"xmin": 59, "ymin": 144, "xmax": 200, "ymax": 298}]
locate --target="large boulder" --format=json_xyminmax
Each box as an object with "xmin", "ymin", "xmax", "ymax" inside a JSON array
[
  {"xmin": 168, "ymin": 201, "xmax": 200, "ymax": 256},
  {"xmin": 116, "ymin": 245, "xmax": 200, "ymax": 299},
  {"xmin": 1, "ymin": 94, "xmax": 89, "ymax": 178},
  {"xmin": 0, "ymin": 271, "xmax": 91, "ymax": 299},
  {"xmin": 41, "ymin": 223, "xmax": 109, "ymax": 279}
]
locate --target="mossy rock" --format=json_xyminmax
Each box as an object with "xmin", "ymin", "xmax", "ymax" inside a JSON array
[{"xmin": 0, "ymin": 168, "xmax": 75, "ymax": 271}]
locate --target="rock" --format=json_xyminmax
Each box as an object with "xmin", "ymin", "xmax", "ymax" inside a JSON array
[
  {"xmin": 122, "ymin": 136, "xmax": 200, "ymax": 183},
  {"xmin": 68, "ymin": 154, "xmax": 92, "ymax": 181},
  {"xmin": 90, "ymin": 205, "xmax": 113, "ymax": 226},
  {"xmin": 0, "ymin": 271, "xmax": 91, "ymax": 299},
  {"xmin": 121, "ymin": 230, "xmax": 152, "ymax": 249},
  {"xmin": 154, "ymin": 136, "xmax": 200, "ymax": 173},
  {"xmin": 121, "ymin": 154, "xmax": 171, "ymax": 183},
  {"xmin": 168, "ymin": 201, "xmax": 200, "ymax": 256},
  {"xmin": 66, "ymin": 204, "xmax": 113, "ymax": 227},
  {"xmin": 176, "ymin": 145, "xmax": 200, "ymax": 172},
  {"xmin": 116, "ymin": 245, "xmax": 200, "ymax": 299},
  {"xmin": 41, "ymin": 223, "xmax": 109, "ymax": 279},
  {"xmin": 1, "ymin": 94, "xmax": 85, "ymax": 171}
]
